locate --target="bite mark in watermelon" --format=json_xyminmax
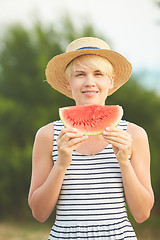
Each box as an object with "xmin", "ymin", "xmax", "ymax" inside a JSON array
[{"xmin": 59, "ymin": 104, "xmax": 123, "ymax": 136}]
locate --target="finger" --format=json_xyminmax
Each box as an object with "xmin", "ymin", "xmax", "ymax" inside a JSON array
[
  {"xmin": 106, "ymin": 127, "xmax": 125, "ymax": 132},
  {"xmin": 104, "ymin": 137, "xmax": 132, "ymax": 149},
  {"xmin": 104, "ymin": 133, "xmax": 132, "ymax": 143},
  {"xmin": 104, "ymin": 132, "xmax": 132, "ymax": 145},
  {"xmin": 62, "ymin": 135, "xmax": 88, "ymax": 152},
  {"xmin": 67, "ymin": 135, "xmax": 88, "ymax": 148},
  {"xmin": 57, "ymin": 133, "xmax": 84, "ymax": 149},
  {"xmin": 103, "ymin": 129, "xmax": 132, "ymax": 141},
  {"xmin": 105, "ymin": 127, "xmax": 130, "ymax": 136},
  {"xmin": 106, "ymin": 139, "xmax": 130, "ymax": 151},
  {"xmin": 56, "ymin": 127, "xmax": 78, "ymax": 143}
]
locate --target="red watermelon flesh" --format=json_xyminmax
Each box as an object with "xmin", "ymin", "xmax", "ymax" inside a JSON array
[{"xmin": 59, "ymin": 104, "xmax": 123, "ymax": 136}]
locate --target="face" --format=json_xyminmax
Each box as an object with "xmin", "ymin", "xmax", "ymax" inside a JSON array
[{"xmin": 66, "ymin": 61, "xmax": 113, "ymax": 106}]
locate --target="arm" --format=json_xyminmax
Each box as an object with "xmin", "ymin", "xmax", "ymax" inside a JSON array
[
  {"xmin": 103, "ymin": 123, "xmax": 154, "ymax": 223},
  {"xmin": 28, "ymin": 124, "xmax": 87, "ymax": 222},
  {"xmin": 28, "ymin": 123, "xmax": 65, "ymax": 223}
]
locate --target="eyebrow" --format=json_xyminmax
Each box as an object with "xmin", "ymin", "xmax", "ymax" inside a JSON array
[
  {"xmin": 75, "ymin": 71, "xmax": 85, "ymax": 73},
  {"xmin": 74, "ymin": 70, "xmax": 102, "ymax": 73}
]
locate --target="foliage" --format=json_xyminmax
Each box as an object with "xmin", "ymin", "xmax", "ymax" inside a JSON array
[
  {"xmin": 0, "ymin": 16, "xmax": 159, "ymax": 219},
  {"xmin": 0, "ymin": 16, "xmax": 103, "ymax": 218},
  {"xmin": 107, "ymin": 79, "xmax": 160, "ymax": 205}
]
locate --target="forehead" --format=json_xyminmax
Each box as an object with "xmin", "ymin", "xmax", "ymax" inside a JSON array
[
  {"xmin": 73, "ymin": 64, "xmax": 102, "ymax": 72},
  {"xmin": 72, "ymin": 57, "xmax": 103, "ymax": 72},
  {"xmin": 65, "ymin": 54, "xmax": 114, "ymax": 80}
]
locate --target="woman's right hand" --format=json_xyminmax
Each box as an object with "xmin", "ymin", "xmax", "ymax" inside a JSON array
[{"xmin": 56, "ymin": 128, "xmax": 88, "ymax": 169}]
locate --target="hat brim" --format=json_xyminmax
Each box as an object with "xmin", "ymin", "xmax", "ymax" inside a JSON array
[{"xmin": 45, "ymin": 49, "xmax": 132, "ymax": 98}]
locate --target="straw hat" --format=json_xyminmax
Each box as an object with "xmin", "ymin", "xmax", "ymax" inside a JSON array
[{"xmin": 45, "ymin": 37, "xmax": 132, "ymax": 98}]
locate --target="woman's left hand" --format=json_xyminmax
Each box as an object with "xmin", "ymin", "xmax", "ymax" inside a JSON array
[{"xmin": 103, "ymin": 127, "xmax": 132, "ymax": 165}]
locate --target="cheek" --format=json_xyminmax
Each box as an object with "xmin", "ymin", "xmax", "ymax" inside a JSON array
[
  {"xmin": 103, "ymin": 77, "xmax": 113, "ymax": 89},
  {"xmin": 98, "ymin": 80, "xmax": 112, "ymax": 96},
  {"xmin": 69, "ymin": 81, "xmax": 81, "ymax": 96},
  {"xmin": 100, "ymin": 79, "xmax": 110, "ymax": 89},
  {"xmin": 70, "ymin": 77, "xmax": 83, "ymax": 90}
]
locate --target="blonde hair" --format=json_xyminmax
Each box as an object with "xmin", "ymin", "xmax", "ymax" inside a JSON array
[{"xmin": 65, "ymin": 54, "xmax": 114, "ymax": 80}]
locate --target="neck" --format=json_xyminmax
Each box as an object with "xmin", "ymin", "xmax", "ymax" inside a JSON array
[
  {"xmin": 87, "ymin": 134, "xmax": 103, "ymax": 142},
  {"xmin": 76, "ymin": 134, "xmax": 109, "ymax": 156}
]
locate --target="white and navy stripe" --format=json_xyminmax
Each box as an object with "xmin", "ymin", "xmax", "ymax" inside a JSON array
[{"xmin": 48, "ymin": 120, "xmax": 137, "ymax": 239}]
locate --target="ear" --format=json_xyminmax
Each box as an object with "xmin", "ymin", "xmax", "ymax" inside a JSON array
[
  {"xmin": 109, "ymin": 76, "xmax": 114, "ymax": 89},
  {"xmin": 66, "ymin": 80, "xmax": 71, "ymax": 90}
]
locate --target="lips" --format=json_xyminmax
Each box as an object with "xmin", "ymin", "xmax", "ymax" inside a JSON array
[
  {"xmin": 81, "ymin": 91, "xmax": 99, "ymax": 98},
  {"xmin": 82, "ymin": 91, "xmax": 99, "ymax": 94}
]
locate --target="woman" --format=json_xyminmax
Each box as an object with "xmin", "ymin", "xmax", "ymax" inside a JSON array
[{"xmin": 28, "ymin": 37, "xmax": 154, "ymax": 239}]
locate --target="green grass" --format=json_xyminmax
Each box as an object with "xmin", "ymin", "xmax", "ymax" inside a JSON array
[
  {"xmin": 0, "ymin": 221, "xmax": 50, "ymax": 240},
  {"xmin": 132, "ymin": 215, "xmax": 160, "ymax": 240},
  {"xmin": 0, "ymin": 216, "xmax": 159, "ymax": 240}
]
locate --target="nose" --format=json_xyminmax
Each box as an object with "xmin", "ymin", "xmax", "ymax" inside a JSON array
[{"xmin": 84, "ymin": 73, "xmax": 96, "ymax": 87}]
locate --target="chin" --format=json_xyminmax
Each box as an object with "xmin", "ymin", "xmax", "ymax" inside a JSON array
[{"xmin": 76, "ymin": 100, "xmax": 105, "ymax": 106}]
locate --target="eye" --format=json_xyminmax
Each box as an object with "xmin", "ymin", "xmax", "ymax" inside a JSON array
[
  {"xmin": 94, "ymin": 71, "xmax": 104, "ymax": 76},
  {"xmin": 75, "ymin": 73, "xmax": 85, "ymax": 77}
]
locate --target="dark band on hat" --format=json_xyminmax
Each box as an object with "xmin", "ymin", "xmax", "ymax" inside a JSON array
[{"xmin": 77, "ymin": 47, "xmax": 100, "ymax": 50}]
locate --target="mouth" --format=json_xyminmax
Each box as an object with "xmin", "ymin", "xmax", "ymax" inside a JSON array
[{"xmin": 82, "ymin": 91, "xmax": 99, "ymax": 95}]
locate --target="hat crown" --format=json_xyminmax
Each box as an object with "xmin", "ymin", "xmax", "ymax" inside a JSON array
[
  {"xmin": 46, "ymin": 37, "xmax": 132, "ymax": 99},
  {"xmin": 66, "ymin": 37, "xmax": 111, "ymax": 53}
]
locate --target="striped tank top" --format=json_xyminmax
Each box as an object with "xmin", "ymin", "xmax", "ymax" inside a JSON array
[{"xmin": 48, "ymin": 120, "xmax": 137, "ymax": 239}]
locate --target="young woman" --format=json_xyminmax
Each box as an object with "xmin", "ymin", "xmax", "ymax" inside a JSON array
[{"xmin": 28, "ymin": 37, "xmax": 154, "ymax": 239}]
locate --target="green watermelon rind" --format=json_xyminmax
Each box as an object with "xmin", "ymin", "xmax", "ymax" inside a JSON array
[{"xmin": 59, "ymin": 105, "xmax": 123, "ymax": 136}]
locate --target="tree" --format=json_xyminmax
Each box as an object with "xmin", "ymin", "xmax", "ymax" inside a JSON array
[
  {"xmin": 154, "ymin": 0, "xmax": 160, "ymax": 7},
  {"xmin": 0, "ymin": 15, "xmax": 159, "ymax": 219},
  {"xmin": 0, "ymin": 16, "xmax": 105, "ymax": 218}
]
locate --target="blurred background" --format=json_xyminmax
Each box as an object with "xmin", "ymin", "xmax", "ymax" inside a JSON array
[{"xmin": 0, "ymin": 0, "xmax": 160, "ymax": 239}]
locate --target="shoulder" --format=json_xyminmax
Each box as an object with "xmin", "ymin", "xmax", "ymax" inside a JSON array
[
  {"xmin": 127, "ymin": 122, "xmax": 149, "ymax": 158},
  {"xmin": 35, "ymin": 120, "xmax": 63, "ymax": 144},
  {"xmin": 33, "ymin": 122, "xmax": 55, "ymax": 155},
  {"xmin": 127, "ymin": 122, "xmax": 148, "ymax": 140},
  {"xmin": 35, "ymin": 122, "xmax": 54, "ymax": 141}
]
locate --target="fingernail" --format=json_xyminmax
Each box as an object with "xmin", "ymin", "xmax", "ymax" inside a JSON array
[
  {"xmin": 73, "ymin": 128, "xmax": 78, "ymax": 132},
  {"xmin": 78, "ymin": 132, "xmax": 83, "ymax": 136},
  {"xmin": 103, "ymin": 131, "xmax": 107, "ymax": 135},
  {"xmin": 83, "ymin": 135, "xmax": 88, "ymax": 138},
  {"xmin": 106, "ymin": 127, "xmax": 110, "ymax": 131}
]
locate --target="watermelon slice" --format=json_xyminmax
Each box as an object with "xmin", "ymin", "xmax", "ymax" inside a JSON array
[{"xmin": 59, "ymin": 104, "xmax": 123, "ymax": 136}]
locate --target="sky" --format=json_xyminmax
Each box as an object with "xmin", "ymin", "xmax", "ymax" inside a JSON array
[{"xmin": 0, "ymin": 0, "xmax": 160, "ymax": 92}]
